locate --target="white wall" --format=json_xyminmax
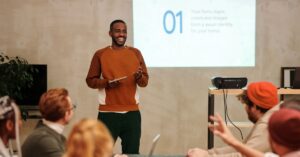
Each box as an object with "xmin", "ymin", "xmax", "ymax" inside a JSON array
[{"xmin": 0, "ymin": 0, "xmax": 300, "ymax": 155}]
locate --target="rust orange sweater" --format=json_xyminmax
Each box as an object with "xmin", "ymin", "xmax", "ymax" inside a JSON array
[{"xmin": 86, "ymin": 46, "xmax": 149, "ymax": 111}]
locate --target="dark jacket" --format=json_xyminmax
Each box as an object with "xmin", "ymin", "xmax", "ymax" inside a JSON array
[{"xmin": 22, "ymin": 120, "xmax": 66, "ymax": 157}]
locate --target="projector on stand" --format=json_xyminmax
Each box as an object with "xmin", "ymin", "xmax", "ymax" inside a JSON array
[{"xmin": 212, "ymin": 77, "xmax": 247, "ymax": 89}]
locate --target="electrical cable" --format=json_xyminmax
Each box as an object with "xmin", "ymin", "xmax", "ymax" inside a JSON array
[{"xmin": 222, "ymin": 89, "xmax": 244, "ymax": 140}]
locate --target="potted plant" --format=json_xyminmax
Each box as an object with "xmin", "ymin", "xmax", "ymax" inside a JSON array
[{"xmin": 0, "ymin": 52, "xmax": 36, "ymax": 101}]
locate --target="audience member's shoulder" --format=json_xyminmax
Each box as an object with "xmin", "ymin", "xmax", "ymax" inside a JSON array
[
  {"xmin": 24, "ymin": 128, "xmax": 61, "ymax": 147},
  {"xmin": 261, "ymin": 103, "xmax": 281, "ymax": 122},
  {"xmin": 27, "ymin": 121, "xmax": 55, "ymax": 138},
  {"xmin": 27, "ymin": 126, "xmax": 50, "ymax": 138},
  {"xmin": 37, "ymin": 134, "xmax": 62, "ymax": 146},
  {"xmin": 268, "ymin": 102, "xmax": 281, "ymax": 113}
]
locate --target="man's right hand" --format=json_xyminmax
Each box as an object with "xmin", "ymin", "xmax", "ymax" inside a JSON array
[
  {"xmin": 107, "ymin": 80, "xmax": 120, "ymax": 88},
  {"xmin": 208, "ymin": 113, "xmax": 240, "ymax": 147}
]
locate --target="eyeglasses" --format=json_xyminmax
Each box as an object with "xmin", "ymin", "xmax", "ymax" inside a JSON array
[{"xmin": 69, "ymin": 103, "xmax": 77, "ymax": 111}]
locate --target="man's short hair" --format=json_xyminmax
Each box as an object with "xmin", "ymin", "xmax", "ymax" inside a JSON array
[
  {"xmin": 39, "ymin": 88, "xmax": 70, "ymax": 122},
  {"xmin": 110, "ymin": 19, "xmax": 126, "ymax": 31}
]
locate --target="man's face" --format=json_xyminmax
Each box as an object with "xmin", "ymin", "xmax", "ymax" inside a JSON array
[
  {"xmin": 244, "ymin": 104, "xmax": 258, "ymax": 123},
  {"xmin": 109, "ymin": 22, "xmax": 127, "ymax": 47}
]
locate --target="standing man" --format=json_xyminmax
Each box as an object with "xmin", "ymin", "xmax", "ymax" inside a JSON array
[
  {"xmin": 22, "ymin": 88, "xmax": 75, "ymax": 157},
  {"xmin": 86, "ymin": 19, "xmax": 149, "ymax": 154},
  {"xmin": 187, "ymin": 81, "xmax": 280, "ymax": 157}
]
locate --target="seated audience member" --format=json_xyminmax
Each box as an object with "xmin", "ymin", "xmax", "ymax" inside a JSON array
[
  {"xmin": 187, "ymin": 82, "xmax": 280, "ymax": 157},
  {"xmin": 22, "ymin": 88, "xmax": 75, "ymax": 157},
  {"xmin": 0, "ymin": 96, "xmax": 22, "ymax": 157},
  {"xmin": 280, "ymin": 99, "xmax": 300, "ymax": 111},
  {"xmin": 208, "ymin": 105, "xmax": 300, "ymax": 157},
  {"xmin": 63, "ymin": 119, "xmax": 114, "ymax": 157}
]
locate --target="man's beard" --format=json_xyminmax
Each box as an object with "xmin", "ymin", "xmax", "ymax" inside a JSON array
[
  {"xmin": 248, "ymin": 114, "xmax": 258, "ymax": 123},
  {"xmin": 112, "ymin": 37, "xmax": 126, "ymax": 47}
]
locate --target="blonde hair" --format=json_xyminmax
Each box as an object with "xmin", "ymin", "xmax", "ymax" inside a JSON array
[{"xmin": 64, "ymin": 119, "xmax": 114, "ymax": 157}]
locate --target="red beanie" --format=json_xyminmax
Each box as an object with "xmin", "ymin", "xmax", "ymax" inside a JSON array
[
  {"xmin": 268, "ymin": 108, "xmax": 300, "ymax": 149},
  {"xmin": 246, "ymin": 82, "xmax": 278, "ymax": 109}
]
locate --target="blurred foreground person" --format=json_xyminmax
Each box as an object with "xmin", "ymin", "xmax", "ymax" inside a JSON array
[
  {"xmin": 64, "ymin": 119, "xmax": 116, "ymax": 157},
  {"xmin": 0, "ymin": 96, "xmax": 22, "ymax": 157}
]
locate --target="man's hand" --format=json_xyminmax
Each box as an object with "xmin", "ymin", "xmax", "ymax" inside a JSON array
[
  {"xmin": 208, "ymin": 113, "xmax": 239, "ymax": 146},
  {"xmin": 134, "ymin": 67, "xmax": 143, "ymax": 81},
  {"xmin": 187, "ymin": 148, "xmax": 208, "ymax": 157},
  {"xmin": 107, "ymin": 80, "xmax": 120, "ymax": 88}
]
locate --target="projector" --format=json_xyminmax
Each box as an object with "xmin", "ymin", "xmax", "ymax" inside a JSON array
[{"xmin": 212, "ymin": 77, "xmax": 248, "ymax": 89}]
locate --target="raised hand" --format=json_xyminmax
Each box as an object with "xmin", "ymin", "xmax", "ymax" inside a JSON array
[{"xmin": 208, "ymin": 113, "xmax": 238, "ymax": 146}]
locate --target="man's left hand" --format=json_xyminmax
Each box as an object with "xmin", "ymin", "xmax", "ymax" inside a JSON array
[{"xmin": 134, "ymin": 67, "xmax": 143, "ymax": 81}]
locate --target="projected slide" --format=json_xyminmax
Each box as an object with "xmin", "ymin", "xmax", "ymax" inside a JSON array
[{"xmin": 133, "ymin": 0, "xmax": 256, "ymax": 67}]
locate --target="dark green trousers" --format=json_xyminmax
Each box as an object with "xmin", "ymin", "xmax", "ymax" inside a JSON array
[{"xmin": 98, "ymin": 111, "xmax": 141, "ymax": 154}]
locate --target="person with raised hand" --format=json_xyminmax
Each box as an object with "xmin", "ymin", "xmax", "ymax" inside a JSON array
[
  {"xmin": 209, "ymin": 99, "xmax": 300, "ymax": 157},
  {"xmin": 187, "ymin": 81, "xmax": 280, "ymax": 157}
]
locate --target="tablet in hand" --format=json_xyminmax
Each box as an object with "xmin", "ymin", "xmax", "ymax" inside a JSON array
[{"xmin": 109, "ymin": 76, "xmax": 127, "ymax": 83}]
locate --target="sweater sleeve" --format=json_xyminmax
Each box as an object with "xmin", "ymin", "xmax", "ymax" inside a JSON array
[
  {"xmin": 86, "ymin": 51, "xmax": 108, "ymax": 89},
  {"xmin": 135, "ymin": 49, "xmax": 149, "ymax": 87}
]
